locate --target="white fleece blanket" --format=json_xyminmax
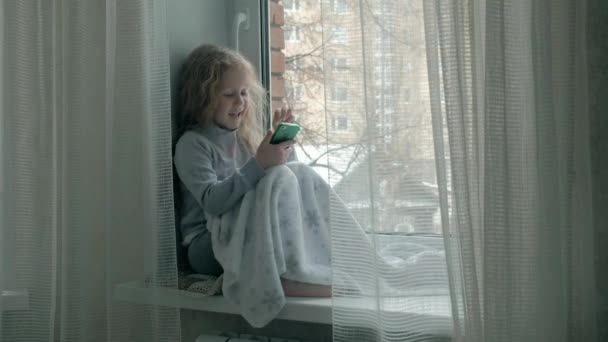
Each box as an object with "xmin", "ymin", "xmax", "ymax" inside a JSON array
[{"xmin": 207, "ymin": 162, "xmax": 333, "ymax": 327}]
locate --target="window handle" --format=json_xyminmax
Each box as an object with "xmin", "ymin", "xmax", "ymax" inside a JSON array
[{"xmin": 233, "ymin": 11, "xmax": 248, "ymax": 51}]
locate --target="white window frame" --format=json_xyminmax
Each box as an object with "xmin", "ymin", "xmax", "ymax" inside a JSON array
[
  {"xmin": 283, "ymin": 0, "xmax": 300, "ymax": 13},
  {"xmin": 285, "ymin": 26, "xmax": 301, "ymax": 42},
  {"xmin": 403, "ymin": 88, "xmax": 411, "ymax": 104},
  {"xmin": 330, "ymin": 27, "xmax": 348, "ymax": 44},
  {"xmin": 331, "ymin": 86, "xmax": 348, "ymax": 102},
  {"xmin": 332, "ymin": 115, "xmax": 349, "ymax": 131},
  {"xmin": 404, "ymin": 61, "xmax": 413, "ymax": 72},
  {"xmin": 331, "ymin": 57, "xmax": 348, "ymax": 72},
  {"xmin": 375, "ymin": 30, "xmax": 393, "ymax": 51},
  {"xmin": 287, "ymin": 84, "xmax": 304, "ymax": 100},
  {"xmin": 289, "ymin": 56, "xmax": 303, "ymax": 71},
  {"xmin": 330, "ymin": 0, "xmax": 349, "ymax": 14}
]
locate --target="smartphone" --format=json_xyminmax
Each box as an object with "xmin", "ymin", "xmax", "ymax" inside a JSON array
[{"xmin": 270, "ymin": 122, "xmax": 301, "ymax": 144}]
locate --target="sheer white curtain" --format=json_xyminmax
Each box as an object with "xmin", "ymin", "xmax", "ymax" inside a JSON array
[
  {"xmin": 424, "ymin": 0, "xmax": 596, "ymax": 341},
  {"xmin": 324, "ymin": 0, "xmax": 596, "ymax": 341},
  {"xmin": 0, "ymin": 1, "xmax": 180, "ymax": 341},
  {"xmin": 322, "ymin": 1, "xmax": 451, "ymax": 341}
]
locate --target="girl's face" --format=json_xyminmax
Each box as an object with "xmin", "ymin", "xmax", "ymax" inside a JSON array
[{"xmin": 212, "ymin": 66, "xmax": 249, "ymax": 130}]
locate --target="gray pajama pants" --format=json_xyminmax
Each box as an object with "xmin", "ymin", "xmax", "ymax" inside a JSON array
[{"xmin": 188, "ymin": 231, "xmax": 223, "ymax": 276}]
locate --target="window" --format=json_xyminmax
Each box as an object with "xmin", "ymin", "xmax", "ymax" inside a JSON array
[
  {"xmin": 330, "ymin": 27, "xmax": 348, "ymax": 44},
  {"xmin": 404, "ymin": 61, "xmax": 413, "ymax": 72},
  {"xmin": 289, "ymin": 57, "xmax": 303, "ymax": 71},
  {"xmin": 287, "ymin": 84, "xmax": 304, "ymax": 100},
  {"xmin": 330, "ymin": 0, "xmax": 349, "ymax": 14},
  {"xmin": 375, "ymin": 91, "xmax": 395, "ymax": 106},
  {"xmin": 403, "ymin": 88, "xmax": 411, "ymax": 104},
  {"xmin": 331, "ymin": 57, "xmax": 348, "ymax": 72},
  {"xmin": 283, "ymin": 0, "xmax": 300, "ymax": 13},
  {"xmin": 375, "ymin": 30, "xmax": 392, "ymax": 51},
  {"xmin": 375, "ymin": 61, "xmax": 395, "ymax": 75},
  {"xmin": 375, "ymin": 78, "xmax": 394, "ymax": 87},
  {"xmin": 285, "ymin": 26, "xmax": 301, "ymax": 42},
  {"xmin": 331, "ymin": 86, "xmax": 348, "ymax": 102},
  {"xmin": 332, "ymin": 116, "xmax": 349, "ymax": 131}
]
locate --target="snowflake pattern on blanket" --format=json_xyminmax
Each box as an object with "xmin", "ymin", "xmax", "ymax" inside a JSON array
[{"xmin": 207, "ymin": 162, "xmax": 333, "ymax": 327}]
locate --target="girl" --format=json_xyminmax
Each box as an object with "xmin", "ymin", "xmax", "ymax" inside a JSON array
[{"xmin": 174, "ymin": 44, "xmax": 331, "ymax": 297}]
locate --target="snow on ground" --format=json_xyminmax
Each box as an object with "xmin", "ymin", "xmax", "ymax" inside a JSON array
[{"xmin": 294, "ymin": 144, "xmax": 367, "ymax": 187}]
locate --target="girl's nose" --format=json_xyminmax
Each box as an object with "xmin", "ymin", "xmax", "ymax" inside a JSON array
[{"xmin": 235, "ymin": 95, "xmax": 244, "ymax": 106}]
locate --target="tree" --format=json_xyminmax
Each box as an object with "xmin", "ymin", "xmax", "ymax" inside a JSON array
[{"xmin": 283, "ymin": 0, "xmax": 441, "ymax": 233}]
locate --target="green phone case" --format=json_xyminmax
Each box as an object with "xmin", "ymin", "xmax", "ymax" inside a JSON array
[{"xmin": 270, "ymin": 122, "xmax": 301, "ymax": 144}]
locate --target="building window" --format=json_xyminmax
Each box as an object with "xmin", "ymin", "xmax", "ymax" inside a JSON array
[
  {"xmin": 287, "ymin": 84, "xmax": 304, "ymax": 100},
  {"xmin": 332, "ymin": 116, "xmax": 349, "ymax": 131},
  {"xmin": 330, "ymin": 27, "xmax": 348, "ymax": 44},
  {"xmin": 331, "ymin": 86, "xmax": 348, "ymax": 102},
  {"xmin": 403, "ymin": 88, "xmax": 411, "ymax": 104},
  {"xmin": 285, "ymin": 26, "xmax": 301, "ymax": 42},
  {"xmin": 330, "ymin": 0, "xmax": 349, "ymax": 14},
  {"xmin": 331, "ymin": 57, "xmax": 348, "ymax": 72},
  {"xmin": 375, "ymin": 30, "xmax": 392, "ymax": 51},
  {"xmin": 375, "ymin": 92, "xmax": 395, "ymax": 106},
  {"xmin": 283, "ymin": 0, "xmax": 300, "ymax": 13},
  {"xmin": 289, "ymin": 56, "xmax": 303, "ymax": 71},
  {"xmin": 375, "ymin": 61, "xmax": 394, "ymax": 76},
  {"xmin": 404, "ymin": 61, "xmax": 413, "ymax": 72}
]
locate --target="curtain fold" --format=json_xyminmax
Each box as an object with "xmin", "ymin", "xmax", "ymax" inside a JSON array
[
  {"xmin": 0, "ymin": 1, "xmax": 180, "ymax": 341},
  {"xmin": 424, "ymin": 0, "xmax": 596, "ymax": 341},
  {"xmin": 323, "ymin": 0, "xmax": 596, "ymax": 340}
]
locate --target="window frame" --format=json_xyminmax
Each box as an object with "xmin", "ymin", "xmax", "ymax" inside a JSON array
[
  {"xmin": 330, "ymin": 27, "xmax": 348, "ymax": 44},
  {"xmin": 287, "ymin": 84, "xmax": 304, "ymax": 100},
  {"xmin": 289, "ymin": 56, "xmax": 303, "ymax": 71},
  {"xmin": 285, "ymin": 25, "xmax": 302, "ymax": 42},
  {"xmin": 330, "ymin": 0, "xmax": 349, "ymax": 14},
  {"xmin": 331, "ymin": 85, "xmax": 348, "ymax": 102},
  {"xmin": 331, "ymin": 57, "xmax": 348, "ymax": 72},
  {"xmin": 283, "ymin": 0, "xmax": 300, "ymax": 13},
  {"xmin": 331, "ymin": 115, "xmax": 349, "ymax": 131}
]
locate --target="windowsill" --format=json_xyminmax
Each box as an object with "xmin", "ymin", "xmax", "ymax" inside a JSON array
[
  {"xmin": 1, "ymin": 289, "xmax": 29, "ymax": 311},
  {"xmin": 113, "ymin": 281, "xmax": 452, "ymax": 336}
]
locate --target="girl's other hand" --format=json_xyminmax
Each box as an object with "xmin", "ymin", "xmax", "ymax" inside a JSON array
[
  {"xmin": 272, "ymin": 107, "xmax": 296, "ymax": 131},
  {"xmin": 255, "ymin": 130, "xmax": 296, "ymax": 169}
]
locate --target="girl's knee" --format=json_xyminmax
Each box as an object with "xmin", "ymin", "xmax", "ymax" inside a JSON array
[{"xmin": 263, "ymin": 165, "xmax": 297, "ymax": 182}]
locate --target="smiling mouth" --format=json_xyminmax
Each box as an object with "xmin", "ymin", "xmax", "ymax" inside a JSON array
[{"xmin": 228, "ymin": 111, "xmax": 243, "ymax": 118}]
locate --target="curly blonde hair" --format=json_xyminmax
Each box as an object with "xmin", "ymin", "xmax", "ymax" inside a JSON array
[{"xmin": 178, "ymin": 44, "xmax": 267, "ymax": 153}]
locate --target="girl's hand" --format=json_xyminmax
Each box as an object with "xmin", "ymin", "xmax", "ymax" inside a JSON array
[
  {"xmin": 272, "ymin": 107, "xmax": 296, "ymax": 131},
  {"xmin": 255, "ymin": 130, "xmax": 295, "ymax": 169}
]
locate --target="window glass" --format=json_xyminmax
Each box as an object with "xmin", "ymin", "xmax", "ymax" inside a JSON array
[
  {"xmin": 331, "ymin": 57, "xmax": 348, "ymax": 71},
  {"xmin": 330, "ymin": 0, "xmax": 348, "ymax": 14},
  {"xmin": 331, "ymin": 86, "xmax": 348, "ymax": 101},
  {"xmin": 332, "ymin": 115, "xmax": 349, "ymax": 131},
  {"xmin": 285, "ymin": 26, "xmax": 301, "ymax": 42},
  {"xmin": 330, "ymin": 27, "xmax": 348, "ymax": 44},
  {"xmin": 283, "ymin": 0, "xmax": 300, "ymax": 12}
]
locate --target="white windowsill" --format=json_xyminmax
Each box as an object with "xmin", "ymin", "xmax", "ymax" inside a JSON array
[
  {"xmin": 114, "ymin": 281, "xmax": 452, "ymax": 336},
  {"xmin": 1, "ymin": 289, "xmax": 29, "ymax": 311}
]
